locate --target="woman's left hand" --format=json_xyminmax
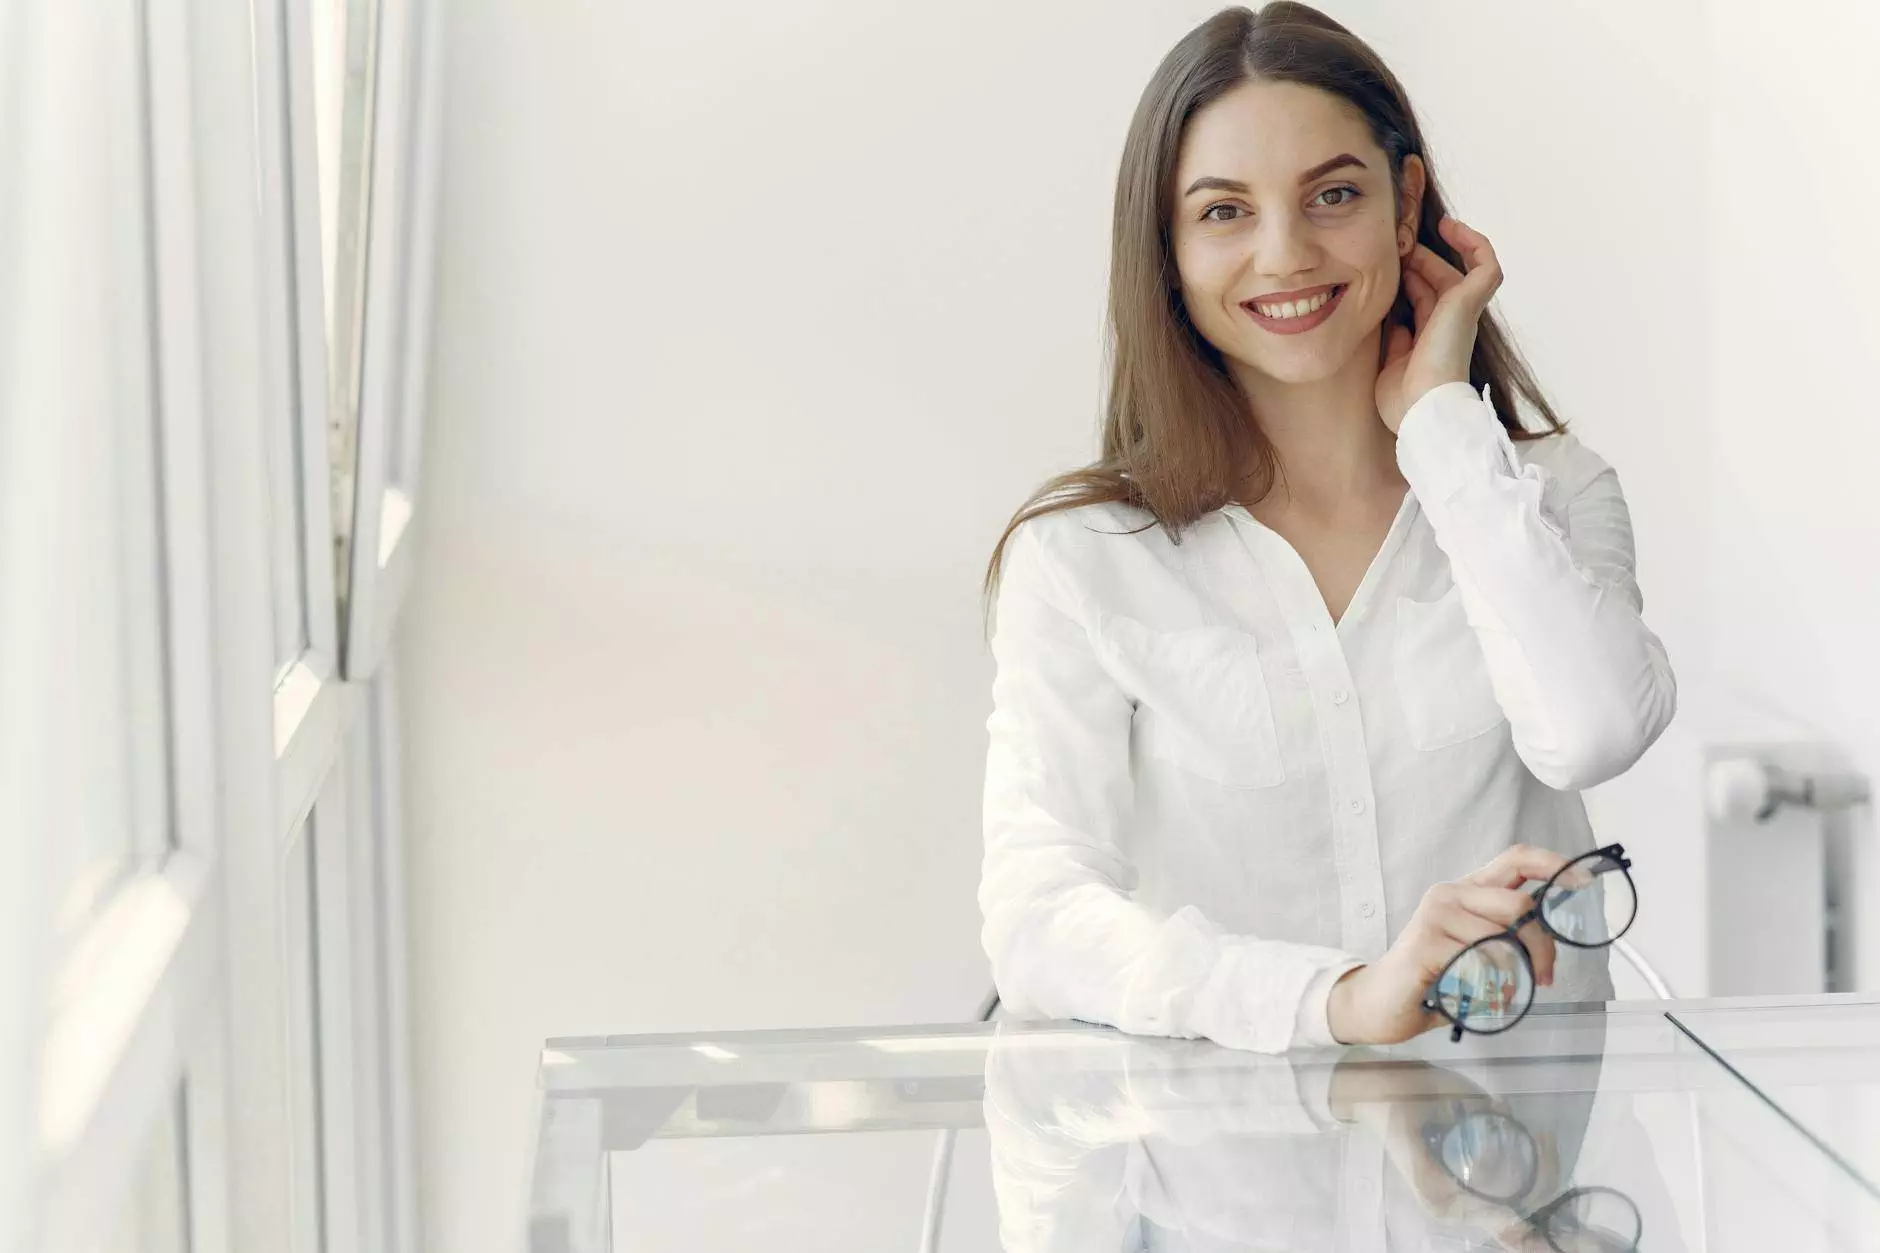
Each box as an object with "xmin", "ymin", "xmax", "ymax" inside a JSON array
[{"xmin": 1375, "ymin": 215, "xmax": 1503, "ymax": 433}]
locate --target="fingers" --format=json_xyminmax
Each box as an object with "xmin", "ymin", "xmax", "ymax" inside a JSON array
[
  {"xmin": 1513, "ymin": 915, "xmax": 1557, "ymax": 986},
  {"xmin": 1411, "ymin": 217, "xmax": 1502, "ymax": 303},
  {"xmin": 1419, "ymin": 881, "xmax": 1556, "ymax": 985},
  {"xmin": 1441, "ymin": 216, "xmax": 1502, "ymax": 283},
  {"xmin": 1552, "ymin": 859, "xmax": 1597, "ymax": 892},
  {"xmin": 1383, "ymin": 321, "xmax": 1413, "ymax": 365},
  {"xmin": 1450, "ymin": 883, "xmax": 1542, "ymax": 931},
  {"xmin": 1417, "ymin": 882, "xmax": 1515, "ymax": 934},
  {"xmin": 1401, "ymin": 266, "xmax": 1436, "ymax": 330},
  {"xmin": 1464, "ymin": 843, "xmax": 1573, "ymax": 892},
  {"xmin": 1433, "ymin": 908, "xmax": 1509, "ymax": 951},
  {"xmin": 1415, "ymin": 884, "xmax": 1505, "ymax": 949},
  {"xmin": 1433, "ymin": 903, "xmax": 1542, "ymax": 985},
  {"xmin": 1405, "ymin": 239, "xmax": 1463, "ymax": 294}
]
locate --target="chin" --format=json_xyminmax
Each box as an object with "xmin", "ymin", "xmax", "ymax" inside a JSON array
[
  {"xmin": 1248, "ymin": 359, "xmax": 1329, "ymax": 385},
  {"xmin": 1244, "ymin": 344, "xmax": 1356, "ymax": 385}
]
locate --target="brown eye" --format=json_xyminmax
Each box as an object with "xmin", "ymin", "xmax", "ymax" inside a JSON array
[
  {"xmin": 1201, "ymin": 203, "xmax": 1242, "ymax": 223},
  {"xmin": 1316, "ymin": 185, "xmax": 1362, "ymax": 207}
]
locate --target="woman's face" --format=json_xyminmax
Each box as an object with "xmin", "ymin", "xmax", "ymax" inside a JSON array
[{"xmin": 1168, "ymin": 79, "xmax": 1423, "ymax": 389}]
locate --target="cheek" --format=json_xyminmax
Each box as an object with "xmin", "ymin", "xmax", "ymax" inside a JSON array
[
  {"xmin": 1173, "ymin": 242, "xmax": 1232, "ymax": 299},
  {"xmin": 1172, "ymin": 263, "xmax": 1237, "ymax": 330},
  {"xmin": 1358, "ymin": 254, "xmax": 1407, "ymax": 324}
]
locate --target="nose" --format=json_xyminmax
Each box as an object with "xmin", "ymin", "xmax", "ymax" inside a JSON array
[{"xmin": 1251, "ymin": 208, "xmax": 1321, "ymax": 282}]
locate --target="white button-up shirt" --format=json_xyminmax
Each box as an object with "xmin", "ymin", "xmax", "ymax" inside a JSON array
[{"xmin": 980, "ymin": 380, "xmax": 1678, "ymax": 1053}]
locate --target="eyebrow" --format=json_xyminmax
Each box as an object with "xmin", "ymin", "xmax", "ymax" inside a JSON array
[{"xmin": 1182, "ymin": 153, "xmax": 1368, "ymax": 198}]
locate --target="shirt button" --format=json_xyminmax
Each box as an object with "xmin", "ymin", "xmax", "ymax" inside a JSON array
[
  {"xmin": 1359, "ymin": 901, "xmax": 1376, "ymax": 918},
  {"xmin": 1348, "ymin": 798, "xmax": 1366, "ymax": 814},
  {"xmin": 1332, "ymin": 687, "xmax": 1350, "ymax": 705}
]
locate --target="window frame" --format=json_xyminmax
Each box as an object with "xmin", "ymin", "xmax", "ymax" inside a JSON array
[
  {"xmin": 340, "ymin": 0, "xmax": 442, "ymax": 681},
  {"xmin": 283, "ymin": 758, "xmax": 370, "ymax": 1253},
  {"xmin": 6, "ymin": 2, "xmax": 437, "ymax": 1248},
  {"xmin": 368, "ymin": 660, "xmax": 424, "ymax": 1253},
  {"xmin": 24, "ymin": 4, "xmax": 233, "ymax": 1250},
  {"xmin": 262, "ymin": 3, "xmax": 435, "ymax": 1247},
  {"xmin": 264, "ymin": 0, "xmax": 351, "ymax": 844}
]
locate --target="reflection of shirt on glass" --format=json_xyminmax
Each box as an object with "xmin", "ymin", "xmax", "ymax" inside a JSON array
[
  {"xmin": 981, "ymin": 1024, "xmax": 1689, "ymax": 1253},
  {"xmin": 982, "ymin": 381, "xmax": 1677, "ymax": 1052}
]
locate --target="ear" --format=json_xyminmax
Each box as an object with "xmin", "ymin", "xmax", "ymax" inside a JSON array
[{"xmin": 1398, "ymin": 153, "xmax": 1428, "ymax": 248}]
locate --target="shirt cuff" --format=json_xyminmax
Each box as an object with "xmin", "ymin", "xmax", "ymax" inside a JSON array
[
  {"xmin": 1291, "ymin": 959, "xmax": 1367, "ymax": 1048},
  {"xmin": 1288, "ymin": 960, "xmax": 1366, "ymax": 1130},
  {"xmin": 1394, "ymin": 379, "xmax": 1520, "ymax": 503}
]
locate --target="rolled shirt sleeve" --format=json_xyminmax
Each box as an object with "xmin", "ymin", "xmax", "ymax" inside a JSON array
[
  {"xmin": 1393, "ymin": 381, "xmax": 1678, "ymax": 791},
  {"xmin": 1292, "ymin": 958, "xmax": 1367, "ymax": 1048}
]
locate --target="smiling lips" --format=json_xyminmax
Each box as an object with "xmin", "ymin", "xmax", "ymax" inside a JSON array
[{"xmin": 1242, "ymin": 283, "xmax": 1346, "ymax": 334}]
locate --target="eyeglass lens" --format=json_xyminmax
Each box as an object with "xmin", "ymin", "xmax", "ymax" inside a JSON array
[
  {"xmin": 1538, "ymin": 851, "xmax": 1637, "ymax": 948},
  {"xmin": 1542, "ymin": 1185, "xmax": 1644, "ymax": 1252},
  {"xmin": 1436, "ymin": 1109, "xmax": 1538, "ymax": 1201},
  {"xmin": 1434, "ymin": 936, "xmax": 1533, "ymax": 1032},
  {"xmin": 1435, "ymin": 1111, "xmax": 1643, "ymax": 1252}
]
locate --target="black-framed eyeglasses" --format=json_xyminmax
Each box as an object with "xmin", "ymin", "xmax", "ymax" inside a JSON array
[
  {"xmin": 1422, "ymin": 844, "xmax": 1637, "ymax": 1043},
  {"xmin": 1419, "ymin": 1100, "xmax": 1643, "ymax": 1252}
]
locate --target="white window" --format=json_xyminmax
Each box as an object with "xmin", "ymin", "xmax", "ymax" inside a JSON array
[
  {"xmin": 310, "ymin": 0, "xmax": 441, "ymax": 682},
  {"xmin": 260, "ymin": 0, "xmax": 347, "ymax": 843},
  {"xmin": 4, "ymin": 0, "xmax": 440, "ymax": 1248},
  {"xmin": 6, "ymin": 5, "xmax": 228, "ymax": 1250}
]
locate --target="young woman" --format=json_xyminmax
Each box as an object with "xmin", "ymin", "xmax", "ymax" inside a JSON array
[{"xmin": 978, "ymin": 3, "xmax": 1676, "ymax": 1052}]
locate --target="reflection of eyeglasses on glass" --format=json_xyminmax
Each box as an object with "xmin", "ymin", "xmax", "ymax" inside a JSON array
[
  {"xmin": 1419, "ymin": 1100, "xmax": 1643, "ymax": 1252},
  {"xmin": 1422, "ymin": 844, "xmax": 1637, "ymax": 1043}
]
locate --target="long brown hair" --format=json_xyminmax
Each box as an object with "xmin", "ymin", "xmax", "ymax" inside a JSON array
[{"xmin": 980, "ymin": 2, "xmax": 1566, "ymax": 642}]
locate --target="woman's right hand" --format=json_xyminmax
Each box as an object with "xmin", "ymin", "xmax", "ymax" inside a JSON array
[{"xmin": 1326, "ymin": 843, "xmax": 1573, "ymax": 1046}]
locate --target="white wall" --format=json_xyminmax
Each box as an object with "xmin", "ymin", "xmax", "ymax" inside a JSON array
[
  {"xmin": 400, "ymin": 2, "xmax": 1877, "ymax": 1249},
  {"xmin": 1576, "ymin": 0, "xmax": 1880, "ymax": 1003},
  {"xmin": 1701, "ymin": 0, "xmax": 1880, "ymax": 985}
]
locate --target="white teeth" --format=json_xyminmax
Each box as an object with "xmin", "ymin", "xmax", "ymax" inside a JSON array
[{"xmin": 1253, "ymin": 288, "xmax": 1336, "ymax": 319}]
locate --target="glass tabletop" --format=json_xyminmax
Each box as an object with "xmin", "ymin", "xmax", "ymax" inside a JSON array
[
  {"xmin": 526, "ymin": 992, "xmax": 1880, "ymax": 1252},
  {"xmin": 1658, "ymin": 992, "xmax": 1880, "ymax": 1196}
]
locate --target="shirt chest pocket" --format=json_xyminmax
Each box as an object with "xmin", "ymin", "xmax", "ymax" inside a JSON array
[
  {"xmin": 1393, "ymin": 586, "xmax": 1509, "ymax": 751},
  {"xmin": 1095, "ymin": 615, "xmax": 1286, "ymax": 789}
]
